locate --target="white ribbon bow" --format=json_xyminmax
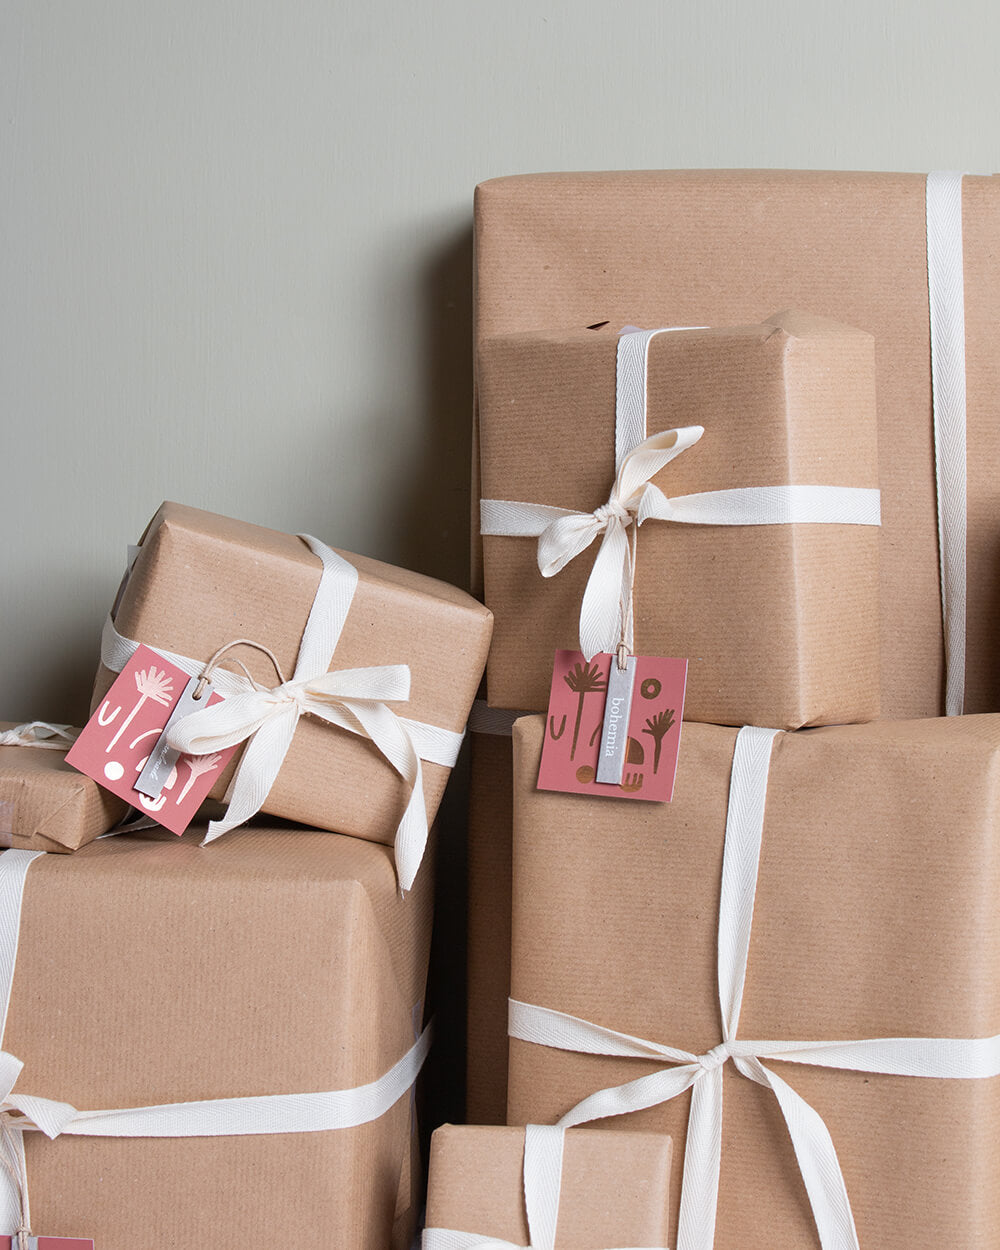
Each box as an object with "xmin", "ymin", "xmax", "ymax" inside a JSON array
[
  {"xmin": 166, "ymin": 660, "xmax": 429, "ymax": 889},
  {"xmin": 422, "ymin": 1124, "xmax": 668, "ymax": 1250},
  {"xmin": 0, "ymin": 725, "xmax": 79, "ymax": 751},
  {"xmin": 509, "ymin": 725, "xmax": 1000, "ymax": 1250},
  {"xmin": 101, "ymin": 534, "xmax": 464, "ymax": 892},
  {"xmin": 0, "ymin": 849, "xmax": 431, "ymax": 1236},
  {"xmin": 481, "ymin": 325, "xmax": 881, "ymax": 661},
  {"xmin": 535, "ymin": 426, "xmax": 704, "ymax": 660}
]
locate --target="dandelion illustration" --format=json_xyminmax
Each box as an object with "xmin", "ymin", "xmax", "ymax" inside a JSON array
[
  {"xmin": 642, "ymin": 708, "xmax": 676, "ymax": 774},
  {"xmin": 106, "ymin": 666, "xmax": 174, "ymax": 753},
  {"xmin": 175, "ymin": 752, "xmax": 224, "ymax": 805},
  {"xmin": 563, "ymin": 660, "xmax": 607, "ymax": 761}
]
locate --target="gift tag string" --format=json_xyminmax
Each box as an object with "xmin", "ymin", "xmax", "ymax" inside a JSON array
[
  {"xmin": 193, "ymin": 639, "xmax": 288, "ymax": 700},
  {"xmin": 0, "ymin": 1117, "xmax": 30, "ymax": 1247}
]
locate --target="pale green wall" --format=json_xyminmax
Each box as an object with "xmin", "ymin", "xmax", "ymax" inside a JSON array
[{"xmin": 3, "ymin": 0, "xmax": 998, "ymax": 720}]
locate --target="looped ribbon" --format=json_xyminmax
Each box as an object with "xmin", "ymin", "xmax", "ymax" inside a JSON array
[
  {"xmin": 101, "ymin": 534, "xmax": 465, "ymax": 892},
  {"xmin": 0, "ymin": 849, "xmax": 432, "ymax": 1237},
  {"xmin": 422, "ymin": 1123, "xmax": 668, "ymax": 1250},
  {"xmin": 481, "ymin": 325, "xmax": 881, "ymax": 661},
  {"xmin": 509, "ymin": 725, "xmax": 1000, "ymax": 1250},
  {"xmin": 0, "ymin": 725, "xmax": 79, "ymax": 751}
]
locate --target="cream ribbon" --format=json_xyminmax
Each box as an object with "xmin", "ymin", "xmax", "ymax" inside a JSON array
[
  {"xmin": 0, "ymin": 848, "xmax": 430, "ymax": 1236},
  {"xmin": 508, "ymin": 725, "xmax": 1000, "ymax": 1250},
  {"xmin": 926, "ymin": 171, "xmax": 969, "ymax": 716},
  {"xmin": 481, "ymin": 327, "xmax": 881, "ymax": 660},
  {"xmin": 101, "ymin": 534, "xmax": 465, "ymax": 892},
  {"xmin": 422, "ymin": 1123, "xmax": 668, "ymax": 1250},
  {"xmin": 0, "ymin": 725, "xmax": 79, "ymax": 751}
]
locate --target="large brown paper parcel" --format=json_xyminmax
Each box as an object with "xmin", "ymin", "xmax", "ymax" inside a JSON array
[
  {"xmin": 424, "ymin": 1123, "xmax": 673, "ymax": 1248},
  {"xmin": 0, "ymin": 724, "xmax": 127, "ymax": 852},
  {"xmin": 0, "ymin": 822, "xmax": 434, "ymax": 1249},
  {"xmin": 508, "ymin": 713, "xmax": 1000, "ymax": 1249},
  {"xmin": 473, "ymin": 170, "xmax": 1000, "ymax": 719},
  {"xmin": 479, "ymin": 312, "xmax": 879, "ymax": 728},
  {"xmin": 91, "ymin": 502, "xmax": 493, "ymax": 860}
]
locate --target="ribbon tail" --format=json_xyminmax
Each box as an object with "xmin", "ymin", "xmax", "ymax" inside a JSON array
[
  {"xmin": 676, "ymin": 1066, "xmax": 724, "ymax": 1250},
  {"xmin": 338, "ymin": 700, "xmax": 427, "ymax": 892},
  {"xmin": 742, "ymin": 1057, "xmax": 860, "ymax": 1250},
  {"xmin": 578, "ymin": 521, "xmax": 631, "ymax": 660},
  {"xmin": 200, "ymin": 708, "xmax": 300, "ymax": 844}
]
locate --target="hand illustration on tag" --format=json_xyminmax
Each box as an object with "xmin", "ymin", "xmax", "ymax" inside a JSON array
[{"xmin": 538, "ymin": 650, "xmax": 687, "ymax": 802}]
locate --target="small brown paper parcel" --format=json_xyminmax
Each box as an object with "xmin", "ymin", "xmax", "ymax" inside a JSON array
[
  {"xmin": 91, "ymin": 502, "xmax": 493, "ymax": 868},
  {"xmin": 479, "ymin": 312, "xmax": 880, "ymax": 730},
  {"xmin": 425, "ymin": 1123, "xmax": 673, "ymax": 1249},
  {"xmin": 0, "ymin": 821, "xmax": 434, "ymax": 1249},
  {"xmin": 473, "ymin": 170, "xmax": 1000, "ymax": 721},
  {"xmin": 508, "ymin": 713, "xmax": 1000, "ymax": 1250},
  {"xmin": 0, "ymin": 723, "xmax": 127, "ymax": 852}
]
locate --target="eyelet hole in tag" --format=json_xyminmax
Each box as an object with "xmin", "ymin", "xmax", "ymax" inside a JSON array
[{"xmin": 538, "ymin": 650, "xmax": 687, "ymax": 802}]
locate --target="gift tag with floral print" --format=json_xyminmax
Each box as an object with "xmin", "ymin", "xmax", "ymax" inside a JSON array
[
  {"xmin": 66, "ymin": 645, "xmax": 236, "ymax": 834},
  {"xmin": 537, "ymin": 650, "xmax": 687, "ymax": 802}
]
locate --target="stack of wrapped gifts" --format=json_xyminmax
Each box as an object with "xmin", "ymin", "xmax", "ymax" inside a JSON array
[
  {"xmin": 0, "ymin": 503, "xmax": 493, "ymax": 1247},
  {"xmin": 457, "ymin": 170, "xmax": 1000, "ymax": 1248},
  {"xmin": 7, "ymin": 170, "xmax": 1000, "ymax": 1250}
]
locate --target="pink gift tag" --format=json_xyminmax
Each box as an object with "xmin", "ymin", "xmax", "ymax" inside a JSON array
[
  {"xmin": 66, "ymin": 645, "xmax": 236, "ymax": 835},
  {"xmin": 0, "ymin": 1239, "xmax": 95, "ymax": 1249},
  {"xmin": 537, "ymin": 650, "xmax": 687, "ymax": 802}
]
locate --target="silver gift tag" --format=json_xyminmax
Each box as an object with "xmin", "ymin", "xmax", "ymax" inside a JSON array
[
  {"xmin": 133, "ymin": 675, "xmax": 206, "ymax": 800},
  {"xmin": 595, "ymin": 654, "xmax": 637, "ymax": 785}
]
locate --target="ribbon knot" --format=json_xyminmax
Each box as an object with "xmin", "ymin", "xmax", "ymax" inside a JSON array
[
  {"xmin": 697, "ymin": 1042, "xmax": 731, "ymax": 1073},
  {"xmin": 591, "ymin": 499, "xmax": 633, "ymax": 531}
]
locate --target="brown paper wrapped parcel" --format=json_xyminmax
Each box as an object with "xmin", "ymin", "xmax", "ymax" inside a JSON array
[
  {"xmin": 424, "ymin": 1123, "xmax": 673, "ymax": 1249},
  {"xmin": 474, "ymin": 170, "xmax": 1000, "ymax": 719},
  {"xmin": 507, "ymin": 713, "xmax": 1000, "ymax": 1250},
  {"xmin": 479, "ymin": 312, "xmax": 880, "ymax": 729},
  {"xmin": 0, "ymin": 723, "xmax": 126, "ymax": 852},
  {"xmin": 0, "ymin": 822, "xmax": 433, "ymax": 1249},
  {"xmin": 92, "ymin": 502, "xmax": 493, "ymax": 888}
]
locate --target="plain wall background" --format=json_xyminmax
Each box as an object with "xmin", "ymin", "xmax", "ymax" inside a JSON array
[{"xmin": 4, "ymin": 0, "xmax": 1000, "ymax": 720}]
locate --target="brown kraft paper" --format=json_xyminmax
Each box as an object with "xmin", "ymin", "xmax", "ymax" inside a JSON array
[
  {"xmin": 479, "ymin": 312, "xmax": 879, "ymax": 728},
  {"xmin": 91, "ymin": 501, "xmax": 493, "ymax": 847},
  {"xmin": 2, "ymin": 822, "xmax": 434, "ymax": 1249},
  {"xmin": 508, "ymin": 712, "xmax": 1000, "ymax": 1250},
  {"xmin": 0, "ymin": 726, "xmax": 127, "ymax": 852},
  {"xmin": 473, "ymin": 170, "xmax": 1000, "ymax": 719},
  {"xmin": 425, "ymin": 1124, "xmax": 673, "ymax": 1248}
]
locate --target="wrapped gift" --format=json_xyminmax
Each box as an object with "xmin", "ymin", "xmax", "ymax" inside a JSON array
[
  {"xmin": 473, "ymin": 170, "xmax": 1000, "ymax": 719},
  {"xmin": 465, "ymin": 704, "xmax": 519, "ymax": 1124},
  {"xmin": 479, "ymin": 312, "xmax": 880, "ymax": 728},
  {"xmin": 0, "ymin": 723, "xmax": 127, "ymax": 853},
  {"xmin": 424, "ymin": 1123, "xmax": 672, "ymax": 1249},
  {"xmin": 506, "ymin": 713, "xmax": 1000, "ymax": 1250},
  {"xmin": 90, "ymin": 501, "xmax": 493, "ymax": 888},
  {"xmin": 0, "ymin": 821, "xmax": 434, "ymax": 1249}
]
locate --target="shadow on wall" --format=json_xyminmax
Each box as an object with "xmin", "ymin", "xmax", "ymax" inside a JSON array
[{"xmin": 389, "ymin": 225, "xmax": 474, "ymax": 591}]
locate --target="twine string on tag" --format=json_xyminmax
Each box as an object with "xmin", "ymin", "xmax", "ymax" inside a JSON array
[
  {"xmin": 0, "ymin": 1118, "xmax": 30, "ymax": 1246},
  {"xmin": 193, "ymin": 639, "xmax": 288, "ymax": 701}
]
